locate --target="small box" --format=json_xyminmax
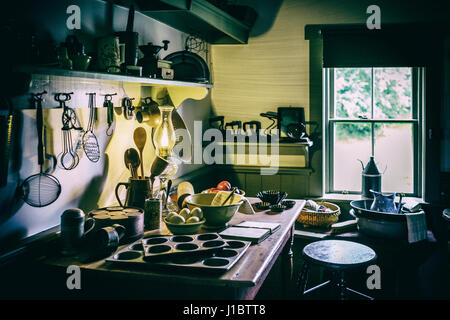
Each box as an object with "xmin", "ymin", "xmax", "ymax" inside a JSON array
[{"xmin": 160, "ymin": 67, "xmax": 174, "ymax": 79}]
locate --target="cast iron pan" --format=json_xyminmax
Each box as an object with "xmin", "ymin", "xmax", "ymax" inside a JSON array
[{"xmin": 163, "ymin": 50, "xmax": 210, "ymax": 83}]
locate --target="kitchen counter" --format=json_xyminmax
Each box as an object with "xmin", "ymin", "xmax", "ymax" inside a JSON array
[{"xmin": 33, "ymin": 198, "xmax": 305, "ymax": 299}]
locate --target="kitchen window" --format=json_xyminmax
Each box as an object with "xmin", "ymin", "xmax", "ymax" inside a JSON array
[{"xmin": 324, "ymin": 67, "xmax": 424, "ymax": 197}]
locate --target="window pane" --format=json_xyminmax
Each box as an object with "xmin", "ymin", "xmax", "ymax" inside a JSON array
[
  {"xmin": 333, "ymin": 122, "xmax": 372, "ymax": 192},
  {"xmin": 334, "ymin": 68, "xmax": 371, "ymax": 119},
  {"xmin": 374, "ymin": 68, "xmax": 413, "ymax": 119},
  {"xmin": 374, "ymin": 123, "xmax": 414, "ymax": 193}
]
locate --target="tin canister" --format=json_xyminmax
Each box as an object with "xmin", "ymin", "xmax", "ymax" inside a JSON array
[{"xmin": 144, "ymin": 198, "xmax": 162, "ymax": 230}]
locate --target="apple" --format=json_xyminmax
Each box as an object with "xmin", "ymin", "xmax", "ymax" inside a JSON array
[
  {"xmin": 207, "ymin": 188, "xmax": 220, "ymax": 193},
  {"xmin": 217, "ymin": 181, "xmax": 232, "ymax": 191}
]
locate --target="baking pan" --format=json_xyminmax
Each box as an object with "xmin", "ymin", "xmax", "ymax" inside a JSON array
[{"xmin": 106, "ymin": 235, "xmax": 251, "ymax": 273}]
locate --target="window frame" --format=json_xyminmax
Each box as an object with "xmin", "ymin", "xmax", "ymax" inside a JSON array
[{"xmin": 324, "ymin": 67, "xmax": 424, "ymax": 197}]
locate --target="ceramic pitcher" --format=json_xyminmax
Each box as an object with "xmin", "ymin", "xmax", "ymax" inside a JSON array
[{"xmin": 115, "ymin": 177, "xmax": 151, "ymax": 210}]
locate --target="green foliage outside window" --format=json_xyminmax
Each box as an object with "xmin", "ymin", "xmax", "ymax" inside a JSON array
[{"xmin": 334, "ymin": 68, "xmax": 412, "ymax": 140}]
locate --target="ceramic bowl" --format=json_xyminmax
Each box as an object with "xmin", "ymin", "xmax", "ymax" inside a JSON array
[
  {"xmin": 184, "ymin": 193, "xmax": 243, "ymax": 229},
  {"xmin": 256, "ymin": 190, "xmax": 287, "ymax": 205},
  {"xmin": 164, "ymin": 217, "xmax": 205, "ymax": 235}
]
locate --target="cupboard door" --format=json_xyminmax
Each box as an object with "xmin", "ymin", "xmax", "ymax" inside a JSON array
[
  {"xmin": 261, "ymin": 175, "xmax": 281, "ymax": 191},
  {"xmin": 280, "ymin": 174, "xmax": 309, "ymax": 199},
  {"xmin": 245, "ymin": 174, "xmax": 262, "ymax": 197}
]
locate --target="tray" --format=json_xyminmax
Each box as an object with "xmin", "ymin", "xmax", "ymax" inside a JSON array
[{"xmin": 106, "ymin": 235, "xmax": 251, "ymax": 273}]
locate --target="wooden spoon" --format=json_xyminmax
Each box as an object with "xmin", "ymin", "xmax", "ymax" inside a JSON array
[
  {"xmin": 124, "ymin": 148, "xmax": 140, "ymax": 179},
  {"xmin": 133, "ymin": 127, "xmax": 147, "ymax": 179}
]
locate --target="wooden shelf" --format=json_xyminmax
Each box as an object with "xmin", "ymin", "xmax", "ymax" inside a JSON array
[
  {"xmin": 13, "ymin": 65, "xmax": 212, "ymax": 109},
  {"xmin": 135, "ymin": 0, "xmax": 250, "ymax": 44},
  {"xmin": 16, "ymin": 65, "xmax": 213, "ymax": 89}
]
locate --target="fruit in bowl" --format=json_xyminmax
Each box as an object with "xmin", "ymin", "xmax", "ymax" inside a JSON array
[
  {"xmin": 164, "ymin": 207, "xmax": 205, "ymax": 235},
  {"xmin": 202, "ymin": 181, "xmax": 245, "ymax": 196},
  {"xmin": 184, "ymin": 193, "xmax": 243, "ymax": 229}
]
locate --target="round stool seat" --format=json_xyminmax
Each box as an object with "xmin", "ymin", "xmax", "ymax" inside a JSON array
[{"xmin": 303, "ymin": 240, "xmax": 377, "ymax": 270}]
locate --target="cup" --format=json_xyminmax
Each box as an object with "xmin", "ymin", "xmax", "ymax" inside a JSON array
[
  {"xmin": 88, "ymin": 224, "xmax": 126, "ymax": 258},
  {"xmin": 60, "ymin": 208, "xmax": 95, "ymax": 255},
  {"xmin": 97, "ymin": 36, "xmax": 125, "ymax": 72}
]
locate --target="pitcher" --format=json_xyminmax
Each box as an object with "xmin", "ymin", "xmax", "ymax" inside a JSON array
[{"xmin": 115, "ymin": 177, "xmax": 151, "ymax": 210}]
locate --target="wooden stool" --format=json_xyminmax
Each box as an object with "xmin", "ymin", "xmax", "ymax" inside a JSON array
[{"xmin": 297, "ymin": 240, "xmax": 377, "ymax": 300}]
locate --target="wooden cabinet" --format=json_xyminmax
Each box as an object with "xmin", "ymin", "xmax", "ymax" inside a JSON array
[{"xmin": 213, "ymin": 165, "xmax": 312, "ymax": 199}]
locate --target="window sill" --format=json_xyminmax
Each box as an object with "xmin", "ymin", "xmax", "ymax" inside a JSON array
[{"xmin": 316, "ymin": 193, "xmax": 427, "ymax": 204}]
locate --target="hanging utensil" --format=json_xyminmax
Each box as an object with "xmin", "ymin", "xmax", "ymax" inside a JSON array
[
  {"xmin": 163, "ymin": 179, "xmax": 173, "ymax": 211},
  {"xmin": 56, "ymin": 92, "xmax": 80, "ymax": 170},
  {"xmin": 20, "ymin": 91, "xmax": 61, "ymax": 207},
  {"xmin": 103, "ymin": 93, "xmax": 117, "ymax": 136},
  {"xmin": 83, "ymin": 93, "xmax": 100, "ymax": 163},
  {"xmin": 124, "ymin": 148, "xmax": 140, "ymax": 179},
  {"xmin": 122, "ymin": 97, "xmax": 135, "ymax": 120},
  {"xmin": 0, "ymin": 98, "xmax": 13, "ymax": 187},
  {"xmin": 133, "ymin": 127, "xmax": 147, "ymax": 178},
  {"xmin": 43, "ymin": 125, "xmax": 57, "ymax": 174},
  {"xmin": 0, "ymin": 72, "xmax": 31, "ymax": 186}
]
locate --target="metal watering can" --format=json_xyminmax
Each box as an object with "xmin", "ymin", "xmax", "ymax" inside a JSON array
[{"xmin": 358, "ymin": 156, "xmax": 385, "ymax": 199}]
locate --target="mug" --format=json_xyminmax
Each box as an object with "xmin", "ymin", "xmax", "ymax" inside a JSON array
[
  {"xmin": 60, "ymin": 208, "xmax": 96, "ymax": 255},
  {"xmin": 88, "ymin": 224, "xmax": 126, "ymax": 258},
  {"xmin": 97, "ymin": 36, "xmax": 125, "ymax": 73}
]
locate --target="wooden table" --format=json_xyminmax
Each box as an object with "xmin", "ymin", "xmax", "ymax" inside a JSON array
[{"xmin": 38, "ymin": 198, "xmax": 305, "ymax": 300}]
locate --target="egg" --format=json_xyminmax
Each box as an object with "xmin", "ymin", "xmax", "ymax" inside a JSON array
[
  {"xmin": 167, "ymin": 214, "xmax": 185, "ymax": 225},
  {"xmin": 166, "ymin": 211, "xmax": 178, "ymax": 220},
  {"xmin": 190, "ymin": 207, "xmax": 203, "ymax": 219},
  {"xmin": 186, "ymin": 216, "xmax": 200, "ymax": 224},
  {"xmin": 179, "ymin": 208, "xmax": 191, "ymax": 220}
]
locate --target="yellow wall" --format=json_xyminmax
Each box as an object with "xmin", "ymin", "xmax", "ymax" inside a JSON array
[{"xmin": 210, "ymin": 0, "xmax": 446, "ymax": 129}]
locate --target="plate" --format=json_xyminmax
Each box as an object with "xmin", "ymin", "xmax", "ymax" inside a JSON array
[{"xmin": 163, "ymin": 50, "xmax": 210, "ymax": 83}]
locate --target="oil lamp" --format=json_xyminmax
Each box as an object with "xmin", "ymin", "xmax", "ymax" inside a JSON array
[{"xmin": 153, "ymin": 106, "xmax": 176, "ymax": 158}]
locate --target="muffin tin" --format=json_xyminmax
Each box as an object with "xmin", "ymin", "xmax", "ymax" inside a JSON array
[
  {"xmin": 106, "ymin": 233, "xmax": 251, "ymax": 273},
  {"xmin": 142, "ymin": 233, "xmax": 228, "ymax": 261}
]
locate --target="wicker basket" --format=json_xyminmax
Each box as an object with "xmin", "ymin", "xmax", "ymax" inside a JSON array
[{"xmin": 297, "ymin": 201, "xmax": 341, "ymax": 228}]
